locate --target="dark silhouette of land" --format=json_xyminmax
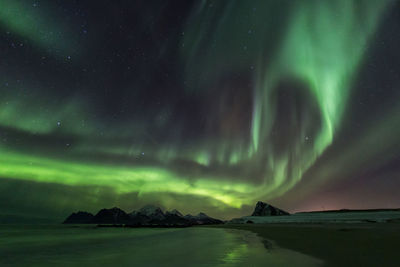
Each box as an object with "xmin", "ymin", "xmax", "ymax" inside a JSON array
[
  {"xmin": 62, "ymin": 201, "xmax": 400, "ymax": 266},
  {"xmin": 214, "ymin": 201, "xmax": 400, "ymax": 267},
  {"xmin": 63, "ymin": 205, "xmax": 223, "ymax": 227}
]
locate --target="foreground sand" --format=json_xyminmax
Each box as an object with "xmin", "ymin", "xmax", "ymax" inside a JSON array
[{"xmin": 212, "ymin": 223, "xmax": 400, "ymax": 267}]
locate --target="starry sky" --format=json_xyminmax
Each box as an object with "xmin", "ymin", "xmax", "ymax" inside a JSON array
[{"xmin": 0, "ymin": 0, "xmax": 400, "ymax": 222}]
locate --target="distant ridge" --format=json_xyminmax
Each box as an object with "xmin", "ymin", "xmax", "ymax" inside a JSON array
[
  {"xmin": 92, "ymin": 207, "xmax": 131, "ymax": 224},
  {"xmin": 63, "ymin": 211, "xmax": 94, "ymax": 224},
  {"xmin": 63, "ymin": 205, "xmax": 223, "ymax": 227},
  {"xmin": 296, "ymin": 208, "xmax": 400, "ymax": 214},
  {"xmin": 228, "ymin": 203, "xmax": 400, "ymax": 224}
]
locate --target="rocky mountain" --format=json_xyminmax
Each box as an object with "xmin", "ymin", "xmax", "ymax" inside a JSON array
[
  {"xmin": 227, "ymin": 201, "xmax": 290, "ymax": 224},
  {"xmin": 165, "ymin": 209, "xmax": 183, "ymax": 217},
  {"xmin": 92, "ymin": 207, "xmax": 132, "ymax": 224},
  {"xmin": 251, "ymin": 201, "xmax": 289, "ymax": 216},
  {"xmin": 162, "ymin": 209, "xmax": 189, "ymax": 226},
  {"xmin": 63, "ymin": 205, "xmax": 223, "ymax": 227},
  {"xmin": 184, "ymin": 212, "xmax": 224, "ymax": 225},
  {"xmin": 130, "ymin": 205, "xmax": 166, "ymax": 220},
  {"xmin": 128, "ymin": 205, "xmax": 166, "ymax": 226},
  {"xmin": 63, "ymin": 211, "xmax": 94, "ymax": 224}
]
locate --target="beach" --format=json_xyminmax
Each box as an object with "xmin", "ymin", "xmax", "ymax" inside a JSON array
[
  {"xmin": 0, "ymin": 224, "xmax": 321, "ymax": 266},
  {"xmin": 215, "ymin": 222, "xmax": 400, "ymax": 267}
]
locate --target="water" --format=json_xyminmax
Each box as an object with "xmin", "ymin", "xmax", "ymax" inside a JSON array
[{"xmin": 0, "ymin": 225, "xmax": 322, "ymax": 266}]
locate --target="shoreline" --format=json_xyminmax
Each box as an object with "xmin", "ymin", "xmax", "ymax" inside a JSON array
[
  {"xmin": 210, "ymin": 222, "xmax": 400, "ymax": 267},
  {"xmin": 2, "ymin": 222, "xmax": 399, "ymax": 266},
  {"xmin": 212, "ymin": 227, "xmax": 324, "ymax": 266}
]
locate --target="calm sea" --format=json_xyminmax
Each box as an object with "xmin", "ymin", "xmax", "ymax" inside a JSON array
[{"xmin": 0, "ymin": 225, "xmax": 322, "ymax": 266}]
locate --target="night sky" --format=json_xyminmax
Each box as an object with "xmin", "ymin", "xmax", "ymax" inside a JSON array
[{"xmin": 1, "ymin": 0, "xmax": 400, "ymax": 222}]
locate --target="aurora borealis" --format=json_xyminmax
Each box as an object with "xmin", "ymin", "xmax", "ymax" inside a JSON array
[{"xmin": 1, "ymin": 0, "xmax": 400, "ymax": 222}]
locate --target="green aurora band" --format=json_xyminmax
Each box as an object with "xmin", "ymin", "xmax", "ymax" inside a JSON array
[
  {"xmin": 0, "ymin": 0, "xmax": 396, "ymax": 215},
  {"xmin": 182, "ymin": 0, "xmax": 394, "ymax": 201}
]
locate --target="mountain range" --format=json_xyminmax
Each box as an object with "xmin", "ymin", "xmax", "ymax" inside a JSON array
[{"xmin": 63, "ymin": 205, "xmax": 224, "ymax": 227}]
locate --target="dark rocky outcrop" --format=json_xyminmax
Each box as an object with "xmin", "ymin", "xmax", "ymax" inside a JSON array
[
  {"xmin": 162, "ymin": 210, "xmax": 189, "ymax": 226},
  {"xmin": 128, "ymin": 205, "xmax": 167, "ymax": 226},
  {"xmin": 165, "ymin": 209, "xmax": 183, "ymax": 217},
  {"xmin": 184, "ymin": 212, "xmax": 223, "ymax": 225},
  {"xmin": 63, "ymin": 211, "xmax": 94, "ymax": 224},
  {"xmin": 127, "ymin": 212, "xmax": 152, "ymax": 226},
  {"xmin": 251, "ymin": 201, "xmax": 289, "ymax": 216},
  {"xmin": 92, "ymin": 207, "xmax": 131, "ymax": 224},
  {"xmin": 137, "ymin": 205, "xmax": 166, "ymax": 220}
]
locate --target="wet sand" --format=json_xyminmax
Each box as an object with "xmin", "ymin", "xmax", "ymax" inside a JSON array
[
  {"xmin": 213, "ymin": 223, "xmax": 400, "ymax": 267},
  {"xmin": 0, "ymin": 225, "xmax": 322, "ymax": 266},
  {"xmin": 221, "ymin": 229, "xmax": 323, "ymax": 266}
]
